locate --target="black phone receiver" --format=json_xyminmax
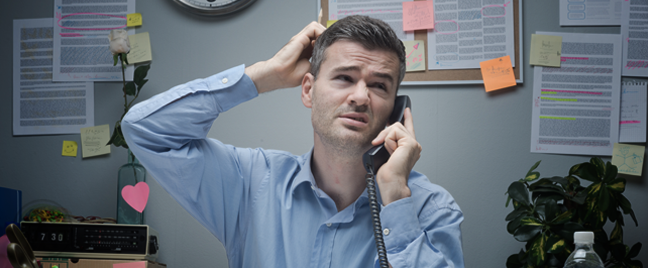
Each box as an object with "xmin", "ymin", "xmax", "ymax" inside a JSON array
[{"xmin": 363, "ymin": 95, "xmax": 411, "ymax": 173}]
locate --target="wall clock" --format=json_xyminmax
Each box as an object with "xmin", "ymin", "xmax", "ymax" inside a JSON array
[{"xmin": 173, "ymin": 0, "xmax": 257, "ymax": 16}]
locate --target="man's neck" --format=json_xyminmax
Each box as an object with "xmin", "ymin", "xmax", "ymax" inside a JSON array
[{"xmin": 311, "ymin": 140, "xmax": 368, "ymax": 212}]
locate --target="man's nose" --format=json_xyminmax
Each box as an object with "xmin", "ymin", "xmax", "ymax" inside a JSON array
[{"xmin": 348, "ymin": 83, "xmax": 370, "ymax": 106}]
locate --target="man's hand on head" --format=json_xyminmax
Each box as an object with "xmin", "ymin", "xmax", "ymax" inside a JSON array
[{"xmin": 245, "ymin": 22, "xmax": 326, "ymax": 94}]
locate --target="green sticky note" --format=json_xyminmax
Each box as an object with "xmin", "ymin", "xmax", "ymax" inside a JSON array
[
  {"xmin": 530, "ymin": 34, "xmax": 562, "ymax": 67},
  {"xmin": 612, "ymin": 143, "xmax": 645, "ymax": 176}
]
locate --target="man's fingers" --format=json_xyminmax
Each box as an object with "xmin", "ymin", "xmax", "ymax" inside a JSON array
[{"xmin": 403, "ymin": 107, "xmax": 416, "ymax": 140}]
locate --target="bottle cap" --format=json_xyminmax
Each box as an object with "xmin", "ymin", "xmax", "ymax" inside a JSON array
[{"xmin": 574, "ymin": 231, "xmax": 595, "ymax": 244}]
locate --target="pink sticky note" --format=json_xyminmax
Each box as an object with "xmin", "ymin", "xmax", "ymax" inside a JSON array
[
  {"xmin": 121, "ymin": 182, "xmax": 150, "ymax": 213},
  {"xmin": 114, "ymin": 261, "xmax": 147, "ymax": 268},
  {"xmin": 402, "ymin": 1, "xmax": 435, "ymax": 31}
]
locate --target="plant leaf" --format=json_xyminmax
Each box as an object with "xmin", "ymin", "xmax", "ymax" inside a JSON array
[
  {"xmin": 590, "ymin": 157, "xmax": 606, "ymax": 177},
  {"xmin": 617, "ymin": 194, "xmax": 639, "ymax": 226},
  {"xmin": 551, "ymin": 210, "xmax": 573, "ymax": 225},
  {"xmin": 525, "ymin": 172, "xmax": 540, "ymax": 182},
  {"xmin": 134, "ymin": 64, "xmax": 151, "ymax": 86},
  {"xmin": 124, "ymin": 81, "xmax": 136, "ymax": 96},
  {"xmin": 603, "ymin": 161, "xmax": 618, "ymax": 183},
  {"xmin": 576, "ymin": 163, "xmax": 602, "ymax": 182},
  {"xmin": 627, "ymin": 242, "xmax": 642, "ymax": 259},
  {"xmin": 514, "ymin": 225, "xmax": 542, "ymax": 242},
  {"xmin": 609, "ymin": 221, "xmax": 623, "ymax": 245},
  {"xmin": 506, "ymin": 253, "xmax": 524, "ymax": 268},
  {"xmin": 507, "ymin": 217, "xmax": 522, "ymax": 234},
  {"xmin": 598, "ymin": 184, "xmax": 610, "ymax": 212},
  {"xmin": 113, "ymin": 54, "xmax": 118, "ymax": 66},
  {"xmin": 546, "ymin": 235, "xmax": 566, "ymax": 253},
  {"xmin": 607, "ymin": 178, "xmax": 626, "ymax": 193},
  {"xmin": 506, "ymin": 208, "xmax": 529, "ymax": 221},
  {"xmin": 527, "ymin": 160, "xmax": 541, "ymax": 175},
  {"xmin": 520, "ymin": 217, "xmax": 543, "ymax": 226},
  {"xmin": 508, "ymin": 181, "xmax": 530, "ymax": 207},
  {"xmin": 122, "ymin": 53, "xmax": 129, "ymax": 65},
  {"xmin": 527, "ymin": 233, "xmax": 548, "ymax": 266}
]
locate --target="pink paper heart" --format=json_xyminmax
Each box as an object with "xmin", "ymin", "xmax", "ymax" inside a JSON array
[{"xmin": 121, "ymin": 182, "xmax": 149, "ymax": 213}]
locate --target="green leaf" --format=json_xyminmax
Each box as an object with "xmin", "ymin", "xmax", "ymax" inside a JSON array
[
  {"xmin": 609, "ymin": 221, "xmax": 623, "ymax": 245},
  {"xmin": 610, "ymin": 243, "xmax": 626, "ymax": 261},
  {"xmin": 514, "ymin": 225, "xmax": 542, "ymax": 242},
  {"xmin": 617, "ymin": 194, "xmax": 639, "ymax": 226},
  {"xmin": 527, "ymin": 160, "xmax": 541, "ymax": 176},
  {"xmin": 627, "ymin": 242, "xmax": 642, "ymax": 259},
  {"xmin": 124, "ymin": 81, "xmax": 136, "ymax": 96},
  {"xmin": 546, "ymin": 235, "xmax": 567, "ymax": 253},
  {"xmin": 527, "ymin": 233, "xmax": 548, "ymax": 266},
  {"xmin": 603, "ymin": 161, "xmax": 618, "ymax": 183},
  {"xmin": 505, "ymin": 195, "xmax": 512, "ymax": 207},
  {"xmin": 508, "ymin": 181, "xmax": 530, "ymax": 207},
  {"xmin": 507, "ymin": 217, "xmax": 522, "ymax": 234},
  {"xmin": 506, "ymin": 253, "xmax": 524, "ymax": 268},
  {"xmin": 598, "ymin": 184, "xmax": 610, "ymax": 212},
  {"xmin": 551, "ymin": 210, "xmax": 573, "ymax": 225},
  {"xmin": 113, "ymin": 54, "xmax": 118, "ymax": 66},
  {"xmin": 506, "ymin": 208, "xmax": 529, "ymax": 221},
  {"xmin": 571, "ymin": 189, "xmax": 587, "ymax": 205},
  {"xmin": 525, "ymin": 172, "xmax": 540, "ymax": 182},
  {"xmin": 134, "ymin": 64, "xmax": 151, "ymax": 86},
  {"xmin": 607, "ymin": 178, "xmax": 626, "ymax": 193},
  {"xmin": 590, "ymin": 157, "xmax": 606, "ymax": 177},
  {"xmin": 576, "ymin": 163, "xmax": 602, "ymax": 182},
  {"xmin": 106, "ymin": 121, "xmax": 128, "ymax": 148},
  {"xmin": 569, "ymin": 163, "xmax": 581, "ymax": 176},
  {"xmin": 122, "ymin": 53, "xmax": 129, "ymax": 65},
  {"xmin": 587, "ymin": 182, "xmax": 603, "ymax": 199},
  {"xmin": 539, "ymin": 198, "xmax": 559, "ymax": 222},
  {"xmin": 520, "ymin": 217, "xmax": 543, "ymax": 226},
  {"xmin": 137, "ymin": 79, "xmax": 148, "ymax": 93}
]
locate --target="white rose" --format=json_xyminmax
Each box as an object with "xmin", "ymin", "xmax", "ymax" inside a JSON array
[{"xmin": 108, "ymin": 29, "xmax": 130, "ymax": 55}]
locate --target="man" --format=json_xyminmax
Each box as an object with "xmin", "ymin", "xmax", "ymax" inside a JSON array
[{"xmin": 122, "ymin": 15, "xmax": 464, "ymax": 268}]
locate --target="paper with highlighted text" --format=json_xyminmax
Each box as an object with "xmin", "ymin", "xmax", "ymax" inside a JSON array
[{"xmin": 531, "ymin": 32, "xmax": 622, "ymax": 156}]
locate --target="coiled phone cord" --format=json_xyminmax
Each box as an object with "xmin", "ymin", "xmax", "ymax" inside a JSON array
[{"xmin": 365, "ymin": 169, "xmax": 389, "ymax": 268}]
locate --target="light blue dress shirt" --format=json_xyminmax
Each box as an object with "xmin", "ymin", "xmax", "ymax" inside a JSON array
[{"xmin": 121, "ymin": 64, "xmax": 464, "ymax": 268}]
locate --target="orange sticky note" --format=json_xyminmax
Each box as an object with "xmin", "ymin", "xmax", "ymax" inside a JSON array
[
  {"xmin": 113, "ymin": 261, "xmax": 147, "ymax": 268},
  {"xmin": 402, "ymin": 1, "xmax": 435, "ymax": 31},
  {"xmin": 479, "ymin": 55, "xmax": 516, "ymax": 92}
]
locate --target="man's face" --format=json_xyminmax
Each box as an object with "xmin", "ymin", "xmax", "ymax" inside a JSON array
[{"xmin": 302, "ymin": 40, "xmax": 400, "ymax": 153}]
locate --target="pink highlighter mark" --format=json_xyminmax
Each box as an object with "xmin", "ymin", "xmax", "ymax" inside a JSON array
[
  {"xmin": 542, "ymin": 89, "xmax": 602, "ymax": 95},
  {"xmin": 561, "ymin": 57, "xmax": 589, "ymax": 61},
  {"xmin": 59, "ymin": 33, "xmax": 83, "ymax": 37},
  {"xmin": 620, "ymin": 121, "xmax": 641, "ymax": 124},
  {"xmin": 57, "ymin": 12, "xmax": 127, "ymax": 31}
]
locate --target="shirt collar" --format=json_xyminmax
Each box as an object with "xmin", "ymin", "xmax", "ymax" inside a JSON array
[{"xmin": 289, "ymin": 148, "xmax": 317, "ymax": 195}]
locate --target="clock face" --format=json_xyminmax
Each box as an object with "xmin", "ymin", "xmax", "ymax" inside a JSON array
[{"xmin": 173, "ymin": 0, "xmax": 257, "ymax": 16}]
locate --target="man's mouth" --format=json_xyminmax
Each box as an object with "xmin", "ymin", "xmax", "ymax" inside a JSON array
[{"xmin": 340, "ymin": 113, "xmax": 369, "ymax": 124}]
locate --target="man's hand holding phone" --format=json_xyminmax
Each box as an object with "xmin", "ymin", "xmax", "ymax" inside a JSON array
[
  {"xmin": 245, "ymin": 22, "xmax": 326, "ymax": 94},
  {"xmin": 371, "ymin": 107, "xmax": 422, "ymax": 205}
]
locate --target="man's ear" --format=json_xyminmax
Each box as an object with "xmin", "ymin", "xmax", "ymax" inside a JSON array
[{"xmin": 301, "ymin": 73, "xmax": 315, "ymax": 108}]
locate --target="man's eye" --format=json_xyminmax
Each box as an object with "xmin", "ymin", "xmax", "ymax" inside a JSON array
[
  {"xmin": 370, "ymin": 83, "xmax": 386, "ymax": 90},
  {"xmin": 336, "ymin": 75, "xmax": 352, "ymax": 82}
]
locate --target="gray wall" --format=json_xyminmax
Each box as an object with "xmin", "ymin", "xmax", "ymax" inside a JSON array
[{"xmin": 2, "ymin": 1, "xmax": 646, "ymax": 267}]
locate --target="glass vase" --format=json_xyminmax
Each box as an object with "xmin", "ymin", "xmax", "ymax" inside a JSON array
[{"xmin": 117, "ymin": 149, "xmax": 146, "ymax": 224}]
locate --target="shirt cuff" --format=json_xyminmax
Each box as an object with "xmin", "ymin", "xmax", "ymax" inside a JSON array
[
  {"xmin": 206, "ymin": 64, "xmax": 259, "ymax": 112},
  {"xmin": 380, "ymin": 197, "xmax": 421, "ymax": 252}
]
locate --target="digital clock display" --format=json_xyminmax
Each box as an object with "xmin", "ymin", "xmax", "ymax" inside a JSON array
[{"xmin": 39, "ymin": 231, "xmax": 69, "ymax": 243}]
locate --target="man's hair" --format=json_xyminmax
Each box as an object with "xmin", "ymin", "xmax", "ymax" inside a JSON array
[{"xmin": 310, "ymin": 15, "xmax": 406, "ymax": 89}]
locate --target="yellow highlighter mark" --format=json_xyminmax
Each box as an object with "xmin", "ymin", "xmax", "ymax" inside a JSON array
[
  {"xmin": 540, "ymin": 116, "xmax": 576, "ymax": 120},
  {"xmin": 541, "ymin": 97, "xmax": 577, "ymax": 102},
  {"xmin": 541, "ymin": 91, "xmax": 557, "ymax": 95}
]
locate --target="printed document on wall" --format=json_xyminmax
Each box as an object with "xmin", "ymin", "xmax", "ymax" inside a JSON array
[
  {"xmin": 619, "ymin": 82, "xmax": 647, "ymax": 143},
  {"xmin": 52, "ymin": 0, "xmax": 135, "ymax": 81},
  {"xmin": 559, "ymin": 0, "xmax": 622, "ymax": 26},
  {"xmin": 621, "ymin": 0, "xmax": 648, "ymax": 77},
  {"xmin": 531, "ymin": 32, "xmax": 622, "ymax": 156},
  {"xmin": 427, "ymin": 0, "xmax": 515, "ymax": 70},
  {"xmin": 328, "ymin": 0, "xmax": 413, "ymax": 41},
  {"xmin": 13, "ymin": 18, "xmax": 94, "ymax": 136}
]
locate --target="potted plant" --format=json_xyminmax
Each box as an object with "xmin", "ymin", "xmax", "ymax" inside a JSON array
[{"xmin": 505, "ymin": 157, "xmax": 643, "ymax": 267}]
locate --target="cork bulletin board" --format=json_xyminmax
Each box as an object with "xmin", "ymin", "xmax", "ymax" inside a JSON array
[{"xmin": 317, "ymin": 0, "xmax": 523, "ymax": 85}]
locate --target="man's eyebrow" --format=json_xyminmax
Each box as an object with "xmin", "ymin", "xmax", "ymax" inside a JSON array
[{"xmin": 332, "ymin": 66, "xmax": 395, "ymax": 84}]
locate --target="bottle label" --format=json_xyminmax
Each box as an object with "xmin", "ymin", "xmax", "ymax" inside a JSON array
[{"xmin": 574, "ymin": 250, "xmax": 587, "ymax": 259}]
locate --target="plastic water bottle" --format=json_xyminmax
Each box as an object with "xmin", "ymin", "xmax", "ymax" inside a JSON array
[{"xmin": 564, "ymin": 231, "xmax": 604, "ymax": 268}]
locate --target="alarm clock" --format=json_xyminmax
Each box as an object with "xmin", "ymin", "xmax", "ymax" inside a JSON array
[{"xmin": 173, "ymin": 0, "xmax": 257, "ymax": 16}]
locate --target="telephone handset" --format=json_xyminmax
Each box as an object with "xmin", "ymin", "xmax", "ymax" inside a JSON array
[
  {"xmin": 362, "ymin": 95, "xmax": 411, "ymax": 268},
  {"xmin": 363, "ymin": 95, "xmax": 412, "ymax": 173}
]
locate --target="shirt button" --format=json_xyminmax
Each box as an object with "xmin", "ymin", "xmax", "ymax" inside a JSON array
[
  {"xmin": 221, "ymin": 77, "xmax": 228, "ymax": 84},
  {"xmin": 383, "ymin": 228, "xmax": 390, "ymax": 236},
  {"xmin": 326, "ymin": 223, "xmax": 332, "ymax": 227}
]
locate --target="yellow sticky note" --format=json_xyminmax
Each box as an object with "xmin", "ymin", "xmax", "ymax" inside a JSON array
[
  {"xmin": 479, "ymin": 55, "xmax": 516, "ymax": 92},
  {"xmin": 612, "ymin": 143, "xmax": 645, "ymax": 176},
  {"xmin": 530, "ymin": 34, "xmax": 562, "ymax": 67},
  {"xmin": 62, "ymin": 141, "xmax": 78, "ymax": 157},
  {"xmin": 326, "ymin": 20, "xmax": 338, "ymax": 28},
  {"xmin": 403, "ymin": 40, "xmax": 425, "ymax": 72},
  {"xmin": 80, "ymin": 124, "xmax": 111, "ymax": 158},
  {"xmin": 127, "ymin": 13, "xmax": 142, "ymax": 27},
  {"xmin": 128, "ymin": 32, "xmax": 152, "ymax": 64}
]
